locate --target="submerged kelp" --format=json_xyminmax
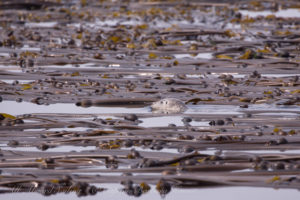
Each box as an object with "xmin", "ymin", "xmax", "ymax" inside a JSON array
[{"xmin": 0, "ymin": 0, "xmax": 300, "ymax": 199}]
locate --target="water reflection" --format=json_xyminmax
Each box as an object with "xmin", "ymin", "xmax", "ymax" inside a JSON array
[
  {"xmin": 0, "ymin": 101, "xmax": 148, "ymax": 115},
  {"xmin": 141, "ymin": 116, "xmax": 208, "ymax": 127},
  {"xmin": 240, "ymin": 8, "xmax": 300, "ymax": 18},
  {"xmin": 174, "ymin": 53, "xmax": 213, "ymax": 59},
  {"xmin": 25, "ymin": 22, "xmax": 58, "ymax": 28},
  {"xmin": 1, "ymin": 101, "xmax": 298, "ymax": 117}
]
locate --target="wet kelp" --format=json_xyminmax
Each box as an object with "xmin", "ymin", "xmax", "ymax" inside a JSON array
[{"xmin": 0, "ymin": 0, "xmax": 300, "ymax": 198}]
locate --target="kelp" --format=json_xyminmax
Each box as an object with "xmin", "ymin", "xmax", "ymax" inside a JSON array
[{"xmin": 0, "ymin": 0, "xmax": 300, "ymax": 198}]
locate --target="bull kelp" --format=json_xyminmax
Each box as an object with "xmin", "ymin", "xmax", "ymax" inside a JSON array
[{"xmin": 0, "ymin": 0, "xmax": 300, "ymax": 199}]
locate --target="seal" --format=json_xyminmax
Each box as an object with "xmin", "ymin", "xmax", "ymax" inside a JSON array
[{"xmin": 150, "ymin": 98, "xmax": 187, "ymax": 113}]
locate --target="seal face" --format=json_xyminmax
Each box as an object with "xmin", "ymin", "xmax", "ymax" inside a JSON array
[{"xmin": 150, "ymin": 98, "xmax": 187, "ymax": 114}]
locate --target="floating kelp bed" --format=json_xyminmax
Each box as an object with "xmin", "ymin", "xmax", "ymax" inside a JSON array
[{"xmin": 0, "ymin": 0, "xmax": 300, "ymax": 199}]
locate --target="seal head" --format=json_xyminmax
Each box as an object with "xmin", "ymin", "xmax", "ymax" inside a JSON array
[{"xmin": 150, "ymin": 98, "xmax": 187, "ymax": 114}]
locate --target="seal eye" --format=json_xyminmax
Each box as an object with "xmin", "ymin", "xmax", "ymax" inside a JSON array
[
  {"xmin": 165, "ymin": 101, "xmax": 168, "ymax": 104},
  {"xmin": 160, "ymin": 101, "xmax": 163, "ymax": 104}
]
